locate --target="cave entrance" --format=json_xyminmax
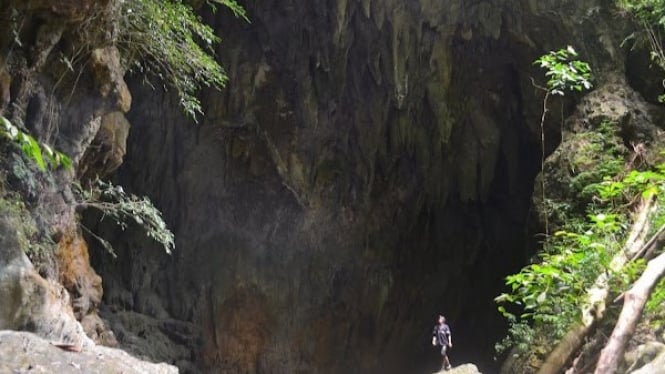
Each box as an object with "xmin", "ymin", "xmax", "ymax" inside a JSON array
[
  {"xmin": 399, "ymin": 33, "xmax": 550, "ymax": 373},
  {"xmin": 89, "ymin": 14, "xmax": 557, "ymax": 374}
]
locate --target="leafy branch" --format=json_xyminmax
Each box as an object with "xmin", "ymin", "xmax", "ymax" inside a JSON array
[
  {"xmin": 116, "ymin": 0, "xmax": 247, "ymax": 120},
  {"xmin": 75, "ymin": 179, "xmax": 174, "ymax": 255},
  {"xmin": 534, "ymin": 46, "xmax": 593, "ymax": 96}
]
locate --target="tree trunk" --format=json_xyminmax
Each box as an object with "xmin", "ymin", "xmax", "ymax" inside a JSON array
[
  {"xmin": 537, "ymin": 324, "xmax": 592, "ymax": 374},
  {"xmin": 536, "ymin": 198, "xmax": 654, "ymax": 374},
  {"xmin": 594, "ymin": 250, "xmax": 665, "ymax": 374}
]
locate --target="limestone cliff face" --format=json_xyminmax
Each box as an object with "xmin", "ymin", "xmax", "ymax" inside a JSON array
[
  {"xmin": 89, "ymin": 1, "xmax": 648, "ymax": 373},
  {"xmin": 0, "ymin": 0, "xmax": 130, "ymax": 353},
  {"xmin": 1, "ymin": 0, "xmax": 658, "ymax": 373}
]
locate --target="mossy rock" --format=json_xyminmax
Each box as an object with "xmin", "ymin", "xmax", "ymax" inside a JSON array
[
  {"xmin": 536, "ymin": 122, "xmax": 626, "ymax": 227},
  {"xmin": 566, "ymin": 130, "xmax": 625, "ymax": 199},
  {"xmin": 0, "ymin": 170, "xmax": 53, "ymax": 268},
  {"xmin": 0, "ymin": 176, "xmax": 35, "ymax": 250}
]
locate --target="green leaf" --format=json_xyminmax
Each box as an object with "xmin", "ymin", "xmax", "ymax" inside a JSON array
[
  {"xmin": 0, "ymin": 116, "xmax": 71, "ymax": 171},
  {"xmin": 26, "ymin": 136, "xmax": 46, "ymax": 171},
  {"xmin": 643, "ymin": 185, "xmax": 659, "ymax": 199},
  {"xmin": 58, "ymin": 152, "xmax": 73, "ymax": 170}
]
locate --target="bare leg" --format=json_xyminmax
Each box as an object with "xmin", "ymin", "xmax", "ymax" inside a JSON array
[{"xmin": 440, "ymin": 346, "xmax": 451, "ymax": 370}]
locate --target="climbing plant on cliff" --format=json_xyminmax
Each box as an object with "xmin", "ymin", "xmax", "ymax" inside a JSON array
[
  {"xmin": 117, "ymin": 0, "xmax": 247, "ymax": 119},
  {"xmin": 533, "ymin": 47, "xmax": 593, "ymax": 234}
]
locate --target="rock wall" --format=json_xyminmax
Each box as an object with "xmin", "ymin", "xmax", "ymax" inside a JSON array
[
  {"xmin": 89, "ymin": 1, "xmax": 648, "ymax": 373},
  {"xmin": 1, "ymin": 0, "xmax": 659, "ymax": 373},
  {"xmin": 0, "ymin": 0, "xmax": 130, "ymax": 356}
]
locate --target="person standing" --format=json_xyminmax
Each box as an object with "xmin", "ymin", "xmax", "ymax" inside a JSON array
[{"xmin": 432, "ymin": 315, "xmax": 452, "ymax": 371}]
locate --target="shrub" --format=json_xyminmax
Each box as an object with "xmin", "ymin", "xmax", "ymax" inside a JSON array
[
  {"xmin": 496, "ymin": 161, "xmax": 665, "ymax": 356},
  {"xmin": 116, "ymin": 0, "xmax": 247, "ymax": 119}
]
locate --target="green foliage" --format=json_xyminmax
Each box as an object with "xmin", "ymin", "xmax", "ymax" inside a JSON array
[
  {"xmin": 535, "ymin": 46, "xmax": 593, "ymax": 96},
  {"xmin": 0, "ymin": 189, "xmax": 38, "ymax": 254},
  {"xmin": 620, "ymin": 0, "xmax": 665, "ymax": 25},
  {"xmin": 574, "ymin": 159, "xmax": 624, "ymax": 198},
  {"xmin": 644, "ymin": 193, "xmax": 665, "ymax": 329},
  {"xmin": 619, "ymin": 0, "xmax": 665, "ymax": 101},
  {"xmin": 116, "ymin": 0, "xmax": 247, "ymax": 119},
  {"xmin": 568, "ymin": 122, "xmax": 625, "ymax": 200},
  {"xmin": 594, "ymin": 168, "xmax": 665, "ymax": 204},
  {"xmin": 646, "ymin": 277, "xmax": 665, "ymax": 318},
  {"xmin": 76, "ymin": 179, "xmax": 174, "ymax": 255},
  {"xmin": 495, "ymin": 320, "xmax": 536, "ymax": 355},
  {"xmin": 496, "ymin": 213, "xmax": 620, "ymax": 350},
  {"xmin": 496, "ymin": 158, "xmax": 665, "ymax": 356},
  {"xmin": 0, "ymin": 116, "xmax": 72, "ymax": 171}
]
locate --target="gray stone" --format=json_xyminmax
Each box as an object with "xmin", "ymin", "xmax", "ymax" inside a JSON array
[
  {"xmin": 0, "ymin": 215, "xmax": 90, "ymax": 350},
  {"xmin": 0, "ymin": 330, "xmax": 177, "ymax": 374},
  {"xmin": 99, "ymin": 310, "xmax": 197, "ymax": 366},
  {"xmin": 628, "ymin": 342, "xmax": 665, "ymax": 374},
  {"xmin": 433, "ymin": 363, "xmax": 482, "ymax": 374}
]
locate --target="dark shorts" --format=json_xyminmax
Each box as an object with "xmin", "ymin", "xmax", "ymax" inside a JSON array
[{"xmin": 440, "ymin": 344, "xmax": 448, "ymax": 356}]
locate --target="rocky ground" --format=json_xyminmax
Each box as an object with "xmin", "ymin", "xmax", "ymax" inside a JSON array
[
  {"xmin": 432, "ymin": 363, "xmax": 482, "ymax": 374},
  {"xmin": 0, "ymin": 330, "xmax": 177, "ymax": 374}
]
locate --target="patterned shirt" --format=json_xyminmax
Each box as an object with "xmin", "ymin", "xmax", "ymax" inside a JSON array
[{"xmin": 433, "ymin": 323, "xmax": 451, "ymax": 346}]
